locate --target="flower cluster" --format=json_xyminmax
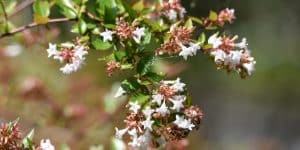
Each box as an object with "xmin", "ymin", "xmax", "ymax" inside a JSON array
[
  {"xmin": 0, "ymin": 120, "xmax": 21, "ymax": 149},
  {"xmin": 115, "ymin": 78, "xmax": 203, "ymax": 148},
  {"xmin": 47, "ymin": 38, "xmax": 88, "ymax": 75},
  {"xmin": 204, "ymin": 8, "xmax": 236, "ymax": 28},
  {"xmin": 161, "ymin": 0, "xmax": 186, "ymax": 22},
  {"xmin": 100, "ymin": 17, "xmax": 146, "ymax": 44},
  {"xmin": 156, "ymin": 26, "xmax": 201, "ymax": 60},
  {"xmin": 207, "ymin": 33, "xmax": 256, "ymax": 78},
  {"xmin": 0, "ymin": 119, "xmax": 55, "ymax": 150}
]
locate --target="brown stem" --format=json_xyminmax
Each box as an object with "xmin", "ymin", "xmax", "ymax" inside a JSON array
[{"xmin": 0, "ymin": 18, "xmax": 75, "ymax": 39}]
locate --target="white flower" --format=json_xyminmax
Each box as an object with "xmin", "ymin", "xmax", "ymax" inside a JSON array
[
  {"xmin": 100, "ymin": 29, "xmax": 114, "ymax": 42},
  {"xmin": 143, "ymin": 106, "xmax": 154, "ymax": 118},
  {"xmin": 128, "ymin": 128, "xmax": 138, "ymax": 138},
  {"xmin": 243, "ymin": 61, "xmax": 256, "ymax": 76},
  {"xmin": 179, "ymin": 44, "xmax": 193, "ymax": 60},
  {"xmin": 133, "ymin": 27, "xmax": 145, "ymax": 43},
  {"xmin": 152, "ymin": 94, "xmax": 164, "ymax": 105},
  {"xmin": 171, "ymin": 78, "xmax": 186, "ymax": 92},
  {"xmin": 156, "ymin": 101, "xmax": 169, "ymax": 116},
  {"xmin": 40, "ymin": 139, "xmax": 55, "ymax": 150},
  {"xmin": 129, "ymin": 101, "xmax": 141, "ymax": 113},
  {"xmin": 208, "ymin": 33, "xmax": 222, "ymax": 49},
  {"xmin": 74, "ymin": 45, "xmax": 88, "ymax": 60},
  {"xmin": 173, "ymin": 115, "xmax": 195, "ymax": 131},
  {"xmin": 179, "ymin": 8, "xmax": 186, "ymax": 19},
  {"xmin": 142, "ymin": 118, "xmax": 154, "ymax": 131},
  {"xmin": 224, "ymin": 50, "xmax": 243, "ymax": 69},
  {"xmin": 170, "ymin": 95, "xmax": 186, "ymax": 111},
  {"xmin": 179, "ymin": 43, "xmax": 200, "ymax": 60},
  {"xmin": 235, "ymin": 38, "xmax": 248, "ymax": 49},
  {"xmin": 114, "ymin": 86, "xmax": 126, "ymax": 98},
  {"xmin": 60, "ymin": 63, "xmax": 79, "ymax": 75},
  {"xmin": 138, "ymin": 130, "xmax": 152, "ymax": 148},
  {"xmin": 211, "ymin": 49, "xmax": 226, "ymax": 65},
  {"xmin": 189, "ymin": 42, "xmax": 201, "ymax": 55},
  {"xmin": 228, "ymin": 8, "xmax": 235, "ymax": 14},
  {"xmin": 115, "ymin": 127, "xmax": 128, "ymax": 139},
  {"xmin": 129, "ymin": 137, "xmax": 141, "ymax": 148},
  {"xmin": 47, "ymin": 43, "xmax": 59, "ymax": 58},
  {"xmin": 167, "ymin": 9, "xmax": 178, "ymax": 22}
]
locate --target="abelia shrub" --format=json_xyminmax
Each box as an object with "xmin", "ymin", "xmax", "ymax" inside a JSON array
[{"xmin": 0, "ymin": 0, "xmax": 256, "ymax": 149}]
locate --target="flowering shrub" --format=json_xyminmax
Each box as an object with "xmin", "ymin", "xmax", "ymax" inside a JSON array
[{"xmin": 0, "ymin": 0, "xmax": 256, "ymax": 149}]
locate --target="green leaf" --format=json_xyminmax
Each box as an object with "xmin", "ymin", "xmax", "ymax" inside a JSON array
[
  {"xmin": 91, "ymin": 36, "xmax": 112, "ymax": 50},
  {"xmin": 120, "ymin": 0, "xmax": 137, "ymax": 20},
  {"xmin": 189, "ymin": 16, "xmax": 203, "ymax": 25},
  {"xmin": 209, "ymin": 10, "xmax": 218, "ymax": 21},
  {"xmin": 121, "ymin": 78, "xmax": 141, "ymax": 93},
  {"xmin": 198, "ymin": 33, "xmax": 206, "ymax": 44},
  {"xmin": 104, "ymin": 5, "xmax": 117, "ymax": 24},
  {"xmin": 33, "ymin": 0, "xmax": 50, "ymax": 17},
  {"xmin": 96, "ymin": 0, "xmax": 117, "ymax": 18},
  {"xmin": 114, "ymin": 50, "xmax": 127, "ymax": 61},
  {"xmin": 56, "ymin": 0, "xmax": 77, "ymax": 18},
  {"xmin": 144, "ymin": 72, "xmax": 164, "ymax": 82},
  {"xmin": 78, "ymin": 19, "xmax": 87, "ymax": 34},
  {"xmin": 22, "ymin": 129, "xmax": 35, "ymax": 150},
  {"xmin": 137, "ymin": 55, "xmax": 155, "ymax": 75},
  {"xmin": 33, "ymin": 0, "xmax": 50, "ymax": 24},
  {"xmin": 133, "ymin": 0, "xmax": 144, "ymax": 11},
  {"xmin": 184, "ymin": 18, "xmax": 193, "ymax": 29},
  {"xmin": 129, "ymin": 93, "xmax": 149, "ymax": 104}
]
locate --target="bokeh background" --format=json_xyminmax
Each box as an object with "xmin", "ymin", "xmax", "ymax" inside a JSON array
[{"xmin": 1, "ymin": 0, "xmax": 300, "ymax": 149}]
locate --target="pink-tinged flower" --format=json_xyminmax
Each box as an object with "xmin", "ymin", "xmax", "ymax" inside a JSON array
[{"xmin": 218, "ymin": 8, "xmax": 235, "ymax": 25}]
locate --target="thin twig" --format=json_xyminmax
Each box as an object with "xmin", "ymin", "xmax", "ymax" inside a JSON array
[
  {"xmin": 9, "ymin": 0, "xmax": 34, "ymax": 17},
  {"xmin": 0, "ymin": 0, "xmax": 9, "ymax": 32},
  {"xmin": 0, "ymin": 18, "xmax": 75, "ymax": 39}
]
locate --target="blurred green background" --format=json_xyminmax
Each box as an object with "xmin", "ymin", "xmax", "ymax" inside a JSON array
[{"xmin": 1, "ymin": 0, "xmax": 300, "ymax": 150}]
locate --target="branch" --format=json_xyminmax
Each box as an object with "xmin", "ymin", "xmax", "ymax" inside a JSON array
[
  {"xmin": 9, "ymin": 0, "xmax": 34, "ymax": 17},
  {"xmin": 0, "ymin": 18, "xmax": 75, "ymax": 39}
]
